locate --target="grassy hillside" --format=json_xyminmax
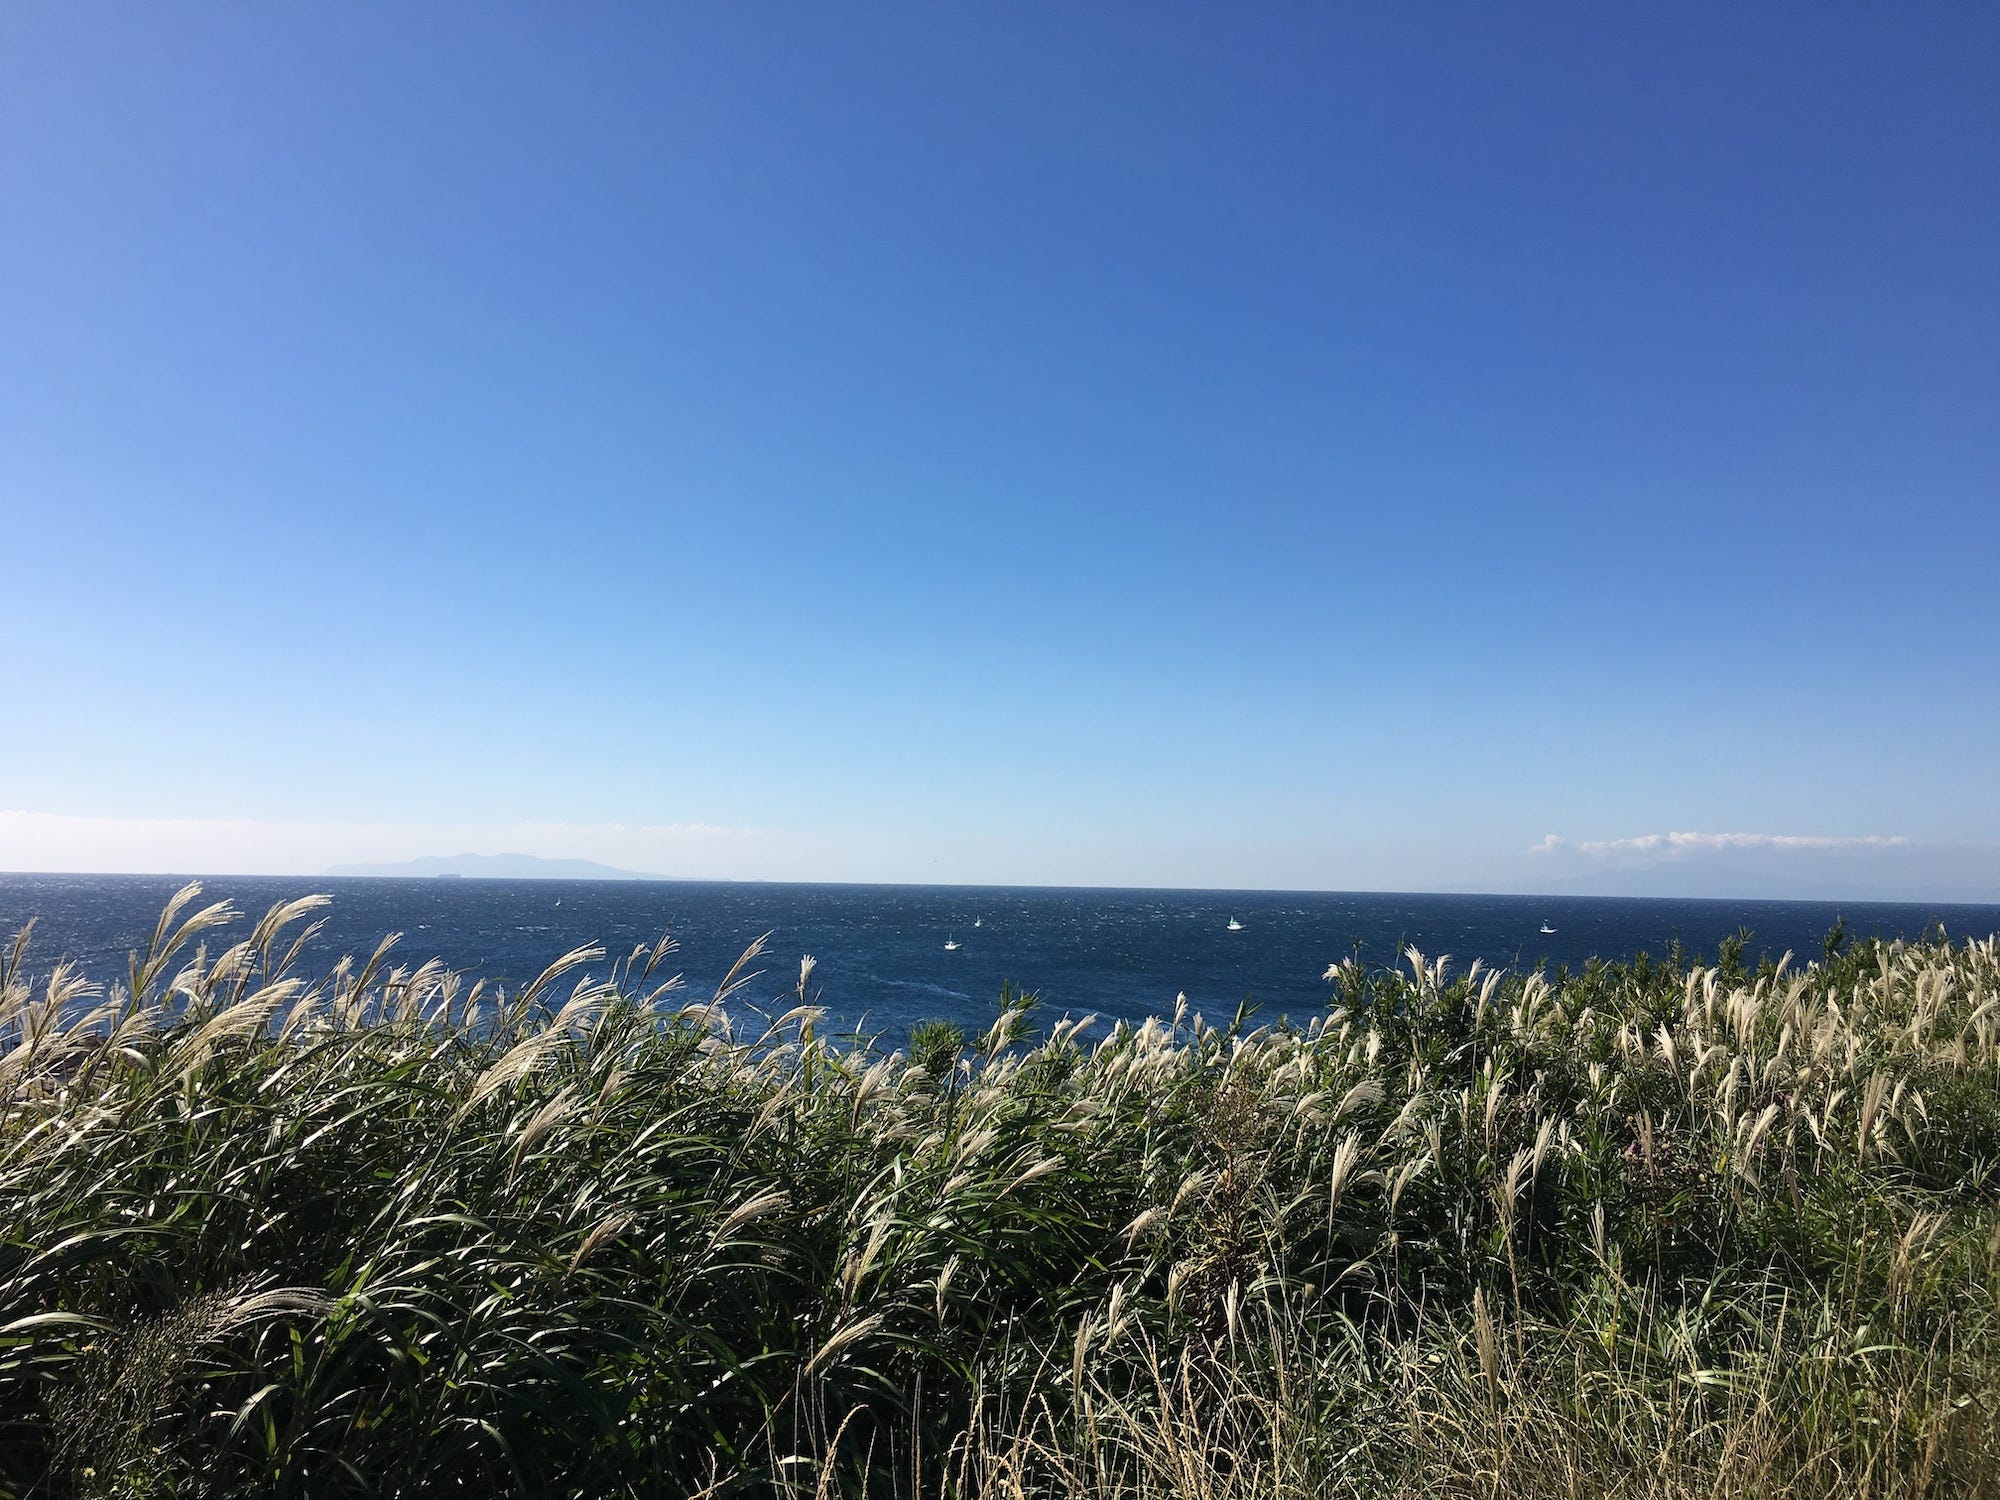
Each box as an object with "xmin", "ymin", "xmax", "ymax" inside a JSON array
[{"xmin": 3, "ymin": 887, "xmax": 1998, "ymax": 1497}]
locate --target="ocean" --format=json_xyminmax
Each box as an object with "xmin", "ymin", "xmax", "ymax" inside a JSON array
[{"xmin": 5, "ymin": 873, "xmax": 1997, "ymax": 1042}]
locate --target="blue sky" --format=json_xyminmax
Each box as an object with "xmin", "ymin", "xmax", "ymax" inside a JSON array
[{"xmin": 3, "ymin": 4, "xmax": 1997, "ymax": 897}]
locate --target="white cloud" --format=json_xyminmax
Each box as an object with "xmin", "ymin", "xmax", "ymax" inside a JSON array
[{"xmin": 1531, "ymin": 830, "xmax": 1909, "ymax": 862}]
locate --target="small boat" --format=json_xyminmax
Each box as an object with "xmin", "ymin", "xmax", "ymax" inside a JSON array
[
  {"xmin": 973, "ymin": 917, "xmax": 983, "ymax": 928},
  {"xmin": 1540, "ymin": 922, "xmax": 1557, "ymax": 935},
  {"xmin": 944, "ymin": 937, "xmax": 961, "ymax": 951},
  {"xmin": 1227, "ymin": 917, "xmax": 1244, "ymax": 932}
]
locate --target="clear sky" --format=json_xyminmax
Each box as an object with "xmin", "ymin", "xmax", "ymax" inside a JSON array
[{"xmin": 3, "ymin": 4, "xmax": 1997, "ymax": 898}]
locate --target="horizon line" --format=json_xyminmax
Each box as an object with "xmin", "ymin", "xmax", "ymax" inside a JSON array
[{"xmin": 3, "ymin": 867, "xmax": 1998, "ymax": 911}]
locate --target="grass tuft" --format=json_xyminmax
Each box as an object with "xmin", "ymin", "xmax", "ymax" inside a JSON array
[{"xmin": 2, "ymin": 890, "xmax": 1999, "ymax": 1496}]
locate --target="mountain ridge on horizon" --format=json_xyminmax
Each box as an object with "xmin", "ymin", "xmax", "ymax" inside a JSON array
[{"xmin": 325, "ymin": 853, "xmax": 677, "ymax": 881}]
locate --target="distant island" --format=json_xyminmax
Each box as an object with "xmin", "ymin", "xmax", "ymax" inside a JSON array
[{"xmin": 325, "ymin": 853, "xmax": 674, "ymax": 881}]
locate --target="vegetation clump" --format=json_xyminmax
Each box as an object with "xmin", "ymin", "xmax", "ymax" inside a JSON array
[{"xmin": 3, "ymin": 887, "xmax": 1999, "ymax": 1497}]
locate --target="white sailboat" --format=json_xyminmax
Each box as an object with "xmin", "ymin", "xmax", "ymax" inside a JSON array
[
  {"xmin": 1227, "ymin": 917, "xmax": 1244, "ymax": 932},
  {"xmin": 944, "ymin": 936, "xmax": 961, "ymax": 951},
  {"xmin": 1540, "ymin": 922, "xmax": 1557, "ymax": 935}
]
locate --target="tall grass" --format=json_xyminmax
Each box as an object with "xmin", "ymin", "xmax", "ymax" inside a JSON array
[{"xmin": 3, "ymin": 886, "xmax": 1998, "ymax": 1497}]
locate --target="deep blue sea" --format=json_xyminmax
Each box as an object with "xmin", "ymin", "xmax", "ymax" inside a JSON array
[{"xmin": 4, "ymin": 874, "xmax": 1997, "ymax": 1042}]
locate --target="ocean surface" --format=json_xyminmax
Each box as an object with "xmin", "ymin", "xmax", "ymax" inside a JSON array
[{"xmin": 6, "ymin": 874, "xmax": 1999, "ymax": 1042}]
